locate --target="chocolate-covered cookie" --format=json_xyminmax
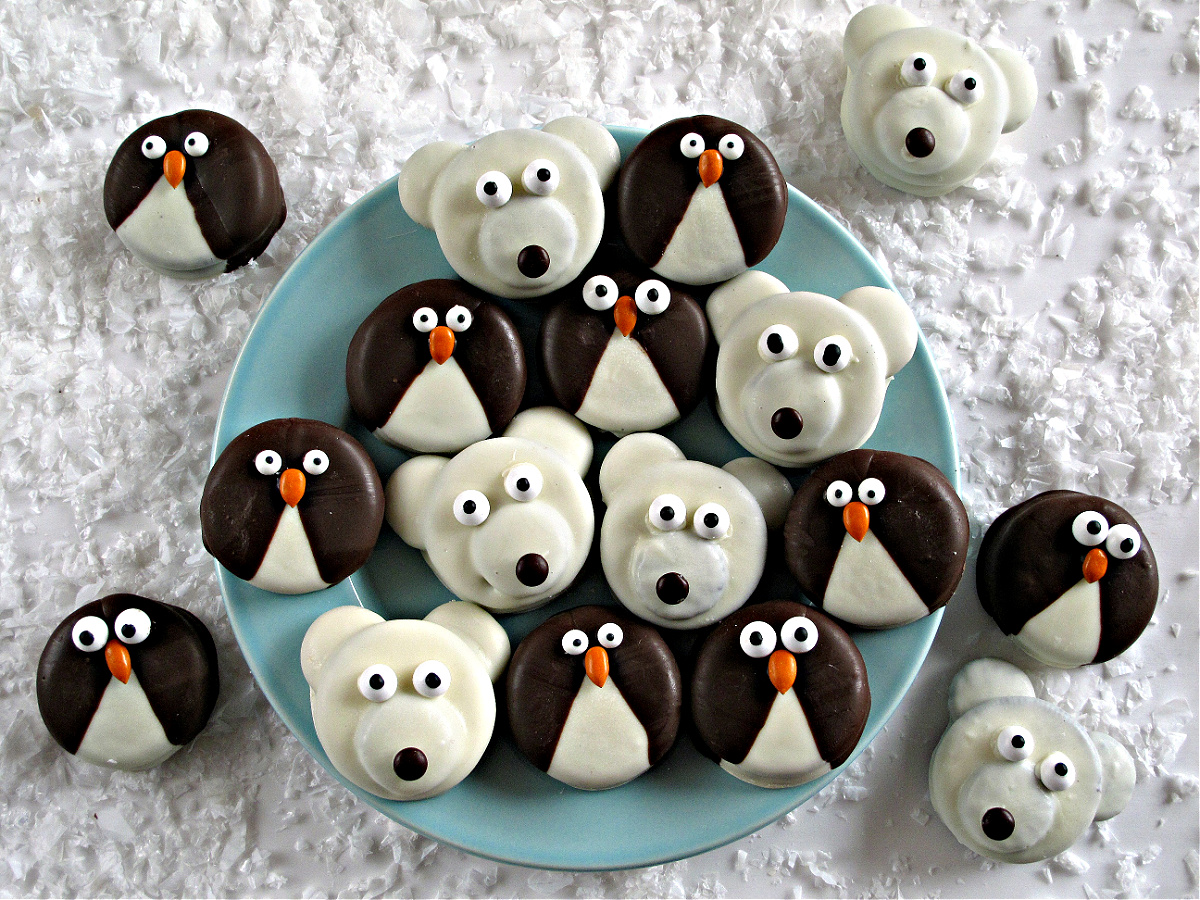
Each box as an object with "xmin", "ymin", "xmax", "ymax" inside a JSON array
[
  {"xmin": 201, "ymin": 419, "xmax": 385, "ymax": 595},
  {"xmin": 977, "ymin": 491, "xmax": 1157, "ymax": 667},
  {"xmin": 347, "ymin": 280, "xmax": 526, "ymax": 453},
  {"xmin": 506, "ymin": 606, "xmax": 681, "ymax": 790},
  {"xmin": 784, "ymin": 449, "xmax": 968, "ymax": 628},
  {"xmin": 104, "ymin": 110, "xmax": 286, "ymax": 278},
  {"xmin": 691, "ymin": 601, "xmax": 870, "ymax": 788}
]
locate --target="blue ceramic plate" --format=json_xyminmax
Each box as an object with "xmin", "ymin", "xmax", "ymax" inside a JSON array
[{"xmin": 213, "ymin": 126, "xmax": 957, "ymax": 871}]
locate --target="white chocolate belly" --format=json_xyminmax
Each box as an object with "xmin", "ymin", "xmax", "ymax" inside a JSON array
[
  {"xmin": 378, "ymin": 357, "xmax": 492, "ymax": 453},
  {"xmin": 721, "ymin": 690, "xmax": 830, "ymax": 788},
  {"xmin": 76, "ymin": 670, "xmax": 177, "ymax": 770},
  {"xmin": 251, "ymin": 505, "xmax": 329, "ymax": 594},
  {"xmin": 546, "ymin": 678, "xmax": 650, "ymax": 790},
  {"xmin": 575, "ymin": 332, "xmax": 679, "ymax": 435},
  {"xmin": 652, "ymin": 184, "xmax": 745, "ymax": 284},
  {"xmin": 1016, "ymin": 578, "xmax": 1102, "ymax": 667},
  {"xmin": 822, "ymin": 530, "xmax": 929, "ymax": 628},
  {"xmin": 116, "ymin": 176, "xmax": 223, "ymax": 276}
]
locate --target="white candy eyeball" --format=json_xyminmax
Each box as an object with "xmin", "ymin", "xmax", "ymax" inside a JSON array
[
  {"xmin": 582, "ymin": 275, "xmax": 619, "ymax": 311},
  {"xmin": 649, "ymin": 494, "xmax": 687, "ymax": 532},
  {"xmin": 1072, "ymin": 511, "xmax": 1110, "ymax": 546},
  {"xmin": 140, "ymin": 135, "xmax": 167, "ymax": 159},
  {"xmin": 813, "ymin": 335, "xmax": 852, "ymax": 373},
  {"xmin": 358, "ymin": 664, "xmax": 398, "ymax": 702},
  {"xmin": 1106, "ymin": 524, "xmax": 1141, "ymax": 559},
  {"xmin": 521, "ymin": 159, "xmax": 560, "ymax": 195},
  {"xmin": 183, "ymin": 131, "xmax": 209, "ymax": 156},
  {"xmin": 693, "ymin": 502, "xmax": 730, "ymax": 540},
  {"xmin": 780, "ymin": 616, "xmax": 818, "ymax": 653},
  {"xmin": 113, "ymin": 608, "xmax": 152, "ymax": 645},
  {"xmin": 254, "ymin": 450, "xmax": 282, "ymax": 476},
  {"xmin": 1039, "ymin": 752, "xmax": 1075, "ymax": 791},
  {"xmin": 453, "ymin": 490, "xmax": 490, "ymax": 526},
  {"xmin": 597, "ymin": 623, "xmax": 624, "ymax": 649},
  {"xmin": 758, "ymin": 324, "xmax": 799, "ymax": 362},
  {"xmin": 825, "ymin": 480, "xmax": 853, "ymax": 508},
  {"xmin": 997, "ymin": 725, "xmax": 1034, "ymax": 761},
  {"xmin": 858, "ymin": 478, "xmax": 886, "ymax": 505},
  {"xmin": 901, "ymin": 53, "xmax": 936, "ymax": 86},
  {"xmin": 718, "ymin": 133, "xmax": 745, "ymax": 160},
  {"xmin": 947, "ymin": 70, "xmax": 983, "ymax": 105},
  {"xmin": 679, "ymin": 133, "xmax": 705, "ymax": 158},
  {"xmin": 72, "ymin": 616, "xmax": 109, "ymax": 652},
  {"xmin": 445, "ymin": 305, "xmax": 473, "ymax": 332},
  {"xmin": 303, "ymin": 449, "xmax": 329, "ymax": 475},
  {"xmin": 739, "ymin": 621, "xmax": 777, "ymax": 658},
  {"xmin": 475, "ymin": 171, "xmax": 512, "ymax": 207},
  {"xmin": 504, "ymin": 463, "xmax": 543, "ymax": 502},
  {"xmin": 413, "ymin": 660, "xmax": 451, "ymax": 698},
  {"xmin": 562, "ymin": 629, "xmax": 588, "ymax": 655},
  {"xmin": 634, "ymin": 279, "xmax": 671, "ymax": 315},
  {"xmin": 412, "ymin": 307, "xmax": 438, "ymax": 333}
]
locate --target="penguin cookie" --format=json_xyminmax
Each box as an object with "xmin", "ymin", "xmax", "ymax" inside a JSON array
[
  {"xmin": 104, "ymin": 110, "xmax": 286, "ymax": 278},
  {"xmin": 977, "ymin": 491, "xmax": 1158, "ymax": 667},
  {"xmin": 201, "ymin": 419, "xmax": 385, "ymax": 595},
  {"xmin": 616, "ymin": 115, "xmax": 787, "ymax": 286},
  {"xmin": 347, "ymin": 280, "xmax": 526, "ymax": 454},
  {"xmin": 784, "ymin": 449, "xmax": 968, "ymax": 629},
  {"xmin": 507, "ymin": 606, "xmax": 681, "ymax": 790},
  {"xmin": 37, "ymin": 595, "xmax": 219, "ymax": 770},
  {"xmin": 691, "ymin": 601, "xmax": 870, "ymax": 788},
  {"xmin": 541, "ymin": 257, "xmax": 710, "ymax": 435}
]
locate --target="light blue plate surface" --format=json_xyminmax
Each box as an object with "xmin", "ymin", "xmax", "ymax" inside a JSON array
[{"xmin": 213, "ymin": 126, "xmax": 958, "ymax": 871}]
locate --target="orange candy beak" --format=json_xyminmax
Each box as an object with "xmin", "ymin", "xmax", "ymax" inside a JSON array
[
  {"xmin": 585, "ymin": 645, "xmax": 609, "ymax": 688},
  {"xmin": 614, "ymin": 295, "xmax": 637, "ymax": 337},
  {"xmin": 698, "ymin": 148, "xmax": 723, "ymax": 187},
  {"xmin": 843, "ymin": 501, "xmax": 870, "ymax": 542},
  {"xmin": 429, "ymin": 325, "xmax": 455, "ymax": 365},
  {"xmin": 1083, "ymin": 547, "xmax": 1108, "ymax": 583},
  {"xmin": 279, "ymin": 468, "xmax": 306, "ymax": 507},
  {"xmin": 164, "ymin": 150, "xmax": 186, "ymax": 189},
  {"xmin": 105, "ymin": 640, "xmax": 131, "ymax": 684},
  {"xmin": 768, "ymin": 649, "xmax": 796, "ymax": 695}
]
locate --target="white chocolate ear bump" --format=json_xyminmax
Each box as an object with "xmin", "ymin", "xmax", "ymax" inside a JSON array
[
  {"xmin": 722, "ymin": 457, "xmax": 794, "ymax": 530},
  {"xmin": 839, "ymin": 286, "xmax": 918, "ymax": 377},
  {"xmin": 385, "ymin": 455, "xmax": 450, "ymax": 549},
  {"xmin": 397, "ymin": 141, "xmax": 464, "ymax": 228},
  {"xmin": 843, "ymin": 4, "xmax": 923, "ymax": 70},
  {"xmin": 503, "ymin": 407, "xmax": 594, "ymax": 476},
  {"xmin": 947, "ymin": 657, "xmax": 1036, "ymax": 720},
  {"xmin": 424, "ymin": 601, "xmax": 511, "ymax": 683},
  {"xmin": 706, "ymin": 270, "xmax": 791, "ymax": 342},
  {"xmin": 599, "ymin": 433, "xmax": 687, "ymax": 505},
  {"xmin": 301, "ymin": 606, "xmax": 385, "ymax": 688},
  {"xmin": 987, "ymin": 45, "xmax": 1038, "ymax": 133},
  {"xmin": 541, "ymin": 117, "xmax": 622, "ymax": 190}
]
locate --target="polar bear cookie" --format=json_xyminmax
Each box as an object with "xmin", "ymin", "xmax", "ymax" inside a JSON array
[
  {"xmin": 387, "ymin": 408, "xmax": 594, "ymax": 613},
  {"xmin": 397, "ymin": 117, "xmax": 621, "ymax": 300},
  {"xmin": 302, "ymin": 602, "xmax": 510, "ymax": 801},
  {"xmin": 840, "ymin": 5, "xmax": 1037, "ymax": 197},
  {"xmin": 708, "ymin": 271, "xmax": 918, "ymax": 469},
  {"xmin": 599, "ymin": 433, "xmax": 793, "ymax": 630},
  {"xmin": 930, "ymin": 658, "xmax": 1136, "ymax": 863}
]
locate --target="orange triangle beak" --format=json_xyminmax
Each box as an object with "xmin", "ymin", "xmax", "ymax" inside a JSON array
[
  {"xmin": 584, "ymin": 645, "xmax": 609, "ymax": 688},
  {"xmin": 768, "ymin": 649, "xmax": 796, "ymax": 694},
  {"xmin": 429, "ymin": 325, "xmax": 455, "ymax": 364},
  {"xmin": 1083, "ymin": 547, "xmax": 1108, "ymax": 583},
  {"xmin": 164, "ymin": 150, "xmax": 186, "ymax": 188},
  {"xmin": 279, "ymin": 468, "xmax": 306, "ymax": 507},
  {"xmin": 843, "ymin": 501, "xmax": 869, "ymax": 542},
  {"xmin": 614, "ymin": 295, "xmax": 637, "ymax": 337},
  {"xmin": 698, "ymin": 148, "xmax": 723, "ymax": 187},
  {"xmin": 105, "ymin": 640, "xmax": 131, "ymax": 684}
]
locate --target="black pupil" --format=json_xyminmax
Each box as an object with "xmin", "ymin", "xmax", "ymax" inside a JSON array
[
  {"xmin": 1055, "ymin": 762, "xmax": 1068, "ymax": 776},
  {"xmin": 603, "ymin": 632, "xmax": 613, "ymax": 642},
  {"xmin": 689, "ymin": 140, "xmax": 697, "ymax": 147},
  {"xmin": 704, "ymin": 512, "xmax": 719, "ymax": 528},
  {"xmin": 866, "ymin": 489, "xmax": 876, "ymax": 499},
  {"xmin": 749, "ymin": 631, "xmax": 762, "ymax": 646},
  {"xmin": 646, "ymin": 289, "xmax": 658, "ymax": 301},
  {"xmin": 188, "ymin": 137, "xmax": 196, "ymax": 145},
  {"xmin": 1121, "ymin": 538, "xmax": 1134, "ymax": 553},
  {"xmin": 369, "ymin": 674, "xmax": 384, "ymax": 690},
  {"xmin": 80, "ymin": 631, "xmax": 93, "ymax": 646},
  {"xmin": 766, "ymin": 333, "xmax": 784, "ymax": 354},
  {"xmin": 1088, "ymin": 520, "xmax": 1102, "ymax": 534},
  {"xmin": 660, "ymin": 506, "xmax": 674, "ymax": 521},
  {"xmin": 516, "ymin": 478, "xmax": 530, "ymax": 492},
  {"xmin": 796, "ymin": 627, "xmax": 808, "ymax": 643},
  {"xmin": 573, "ymin": 638, "xmax": 582, "ymax": 647},
  {"xmin": 537, "ymin": 168, "xmax": 551, "ymax": 181},
  {"xmin": 1011, "ymin": 734, "xmax": 1025, "ymax": 748},
  {"xmin": 823, "ymin": 344, "xmax": 842, "ymax": 366},
  {"xmin": 121, "ymin": 624, "xmax": 136, "ymax": 638},
  {"xmin": 463, "ymin": 499, "xmax": 476, "ymax": 514},
  {"xmin": 964, "ymin": 77, "xmax": 977, "ymax": 91},
  {"xmin": 595, "ymin": 284, "xmax": 608, "ymax": 297},
  {"xmin": 425, "ymin": 673, "xmax": 441, "ymax": 689},
  {"xmin": 484, "ymin": 181, "xmax": 497, "ymax": 196},
  {"xmin": 914, "ymin": 57, "xmax": 926, "ymax": 70}
]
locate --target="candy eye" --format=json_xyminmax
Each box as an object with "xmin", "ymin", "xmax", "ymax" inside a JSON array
[
  {"xmin": 739, "ymin": 621, "xmax": 777, "ymax": 658},
  {"xmin": 1072, "ymin": 511, "xmax": 1110, "ymax": 546},
  {"xmin": 302, "ymin": 450, "xmax": 330, "ymax": 476},
  {"xmin": 997, "ymin": 725, "xmax": 1034, "ymax": 761},
  {"xmin": 634, "ymin": 279, "xmax": 670, "ymax": 315},
  {"xmin": 582, "ymin": 275, "xmax": 618, "ymax": 311},
  {"xmin": 453, "ymin": 490, "xmax": 490, "ymax": 526},
  {"xmin": 649, "ymin": 494, "xmax": 687, "ymax": 532},
  {"xmin": 858, "ymin": 478, "xmax": 886, "ymax": 505},
  {"xmin": 1106, "ymin": 524, "xmax": 1141, "ymax": 559},
  {"xmin": 254, "ymin": 450, "xmax": 282, "ymax": 476},
  {"xmin": 1039, "ymin": 752, "xmax": 1075, "ymax": 791},
  {"xmin": 597, "ymin": 623, "xmax": 624, "ymax": 649},
  {"xmin": 562, "ymin": 629, "xmax": 588, "ymax": 655},
  {"xmin": 718, "ymin": 134, "xmax": 744, "ymax": 160},
  {"xmin": 358, "ymin": 664, "xmax": 398, "ymax": 702},
  {"xmin": 113, "ymin": 608, "xmax": 152, "ymax": 644},
  {"xmin": 825, "ymin": 480, "xmax": 853, "ymax": 508},
  {"xmin": 183, "ymin": 131, "xmax": 209, "ymax": 156},
  {"xmin": 521, "ymin": 159, "xmax": 560, "ymax": 195},
  {"xmin": 475, "ymin": 171, "xmax": 512, "ymax": 207},
  {"xmin": 901, "ymin": 53, "xmax": 936, "ymax": 86},
  {"xmin": 679, "ymin": 133, "xmax": 705, "ymax": 158},
  {"xmin": 758, "ymin": 324, "xmax": 799, "ymax": 362},
  {"xmin": 693, "ymin": 502, "xmax": 730, "ymax": 540},
  {"xmin": 72, "ymin": 616, "xmax": 109, "ymax": 652},
  {"xmin": 504, "ymin": 463, "xmax": 543, "ymax": 502},
  {"xmin": 445, "ymin": 305, "xmax": 473, "ymax": 332},
  {"xmin": 813, "ymin": 335, "xmax": 852, "ymax": 373},
  {"xmin": 947, "ymin": 70, "xmax": 982, "ymax": 105},
  {"xmin": 780, "ymin": 616, "xmax": 818, "ymax": 653},
  {"xmin": 141, "ymin": 135, "xmax": 167, "ymax": 159},
  {"xmin": 412, "ymin": 307, "xmax": 438, "ymax": 332},
  {"xmin": 413, "ymin": 660, "xmax": 451, "ymax": 698}
]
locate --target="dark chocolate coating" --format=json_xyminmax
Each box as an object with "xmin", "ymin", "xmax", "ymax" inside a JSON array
[
  {"xmin": 977, "ymin": 491, "xmax": 1158, "ymax": 664},
  {"xmin": 200, "ymin": 419, "xmax": 385, "ymax": 585},
  {"xmin": 506, "ymin": 606, "xmax": 681, "ymax": 773},
  {"xmin": 616, "ymin": 116, "xmax": 786, "ymax": 271},
  {"xmin": 37, "ymin": 594, "xmax": 219, "ymax": 754},
  {"xmin": 104, "ymin": 110, "xmax": 286, "ymax": 272},
  {"xmin": 691, "ymin": 601, "xmax": 869, "ymax": 767},
  {"xmin": 346, "ymin": 279, "xmax": 526, "ymax": 435},
  {"xmin": 783, "ymin": 449, "xmax": 969, "ymax": 617}
]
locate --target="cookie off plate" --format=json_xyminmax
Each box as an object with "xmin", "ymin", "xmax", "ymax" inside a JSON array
[{"xmin": 211, "ymin": 125, "xmax": 957, "ymax": 870}]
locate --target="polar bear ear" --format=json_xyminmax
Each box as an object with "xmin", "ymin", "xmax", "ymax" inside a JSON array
[
  {"xmin": 397, "ymin": 141, "xmax": 464, "ymax": 228},
  {"xmin": 301, "ymin": 606, "xmax": 385, "ymax": 689},
  {"xmin": 722, "ymin": 457, "xmax": 795, "ymax": 530},
  {"xmin": 947, "ymin": 658, "xmax": 1036, "ymax": 720},
  {"xmin": 839, "ymin": 286, "xmax": 918, "ymax": 377},
  {"xmin": 503, "ymin": 407, "xmax": 593, "ymax": 476},
  {"xmin": 1090, "ymin": 731, "xmax": 1136, "ymax": 821},
  {"xmin": 425, "ymin": 601, "xmax": 512, "ymax": 684},
  {"xmin": 542, "ymin": 117, "xmax": 622, "ymax": 190},
  {"xmin": 843, "ymin": 4, "xmax": 924, "ymax": 70},
  {"xmin": 706, "ymin": 270, "xmax": 791, "ymax": 343},
  {"xmin": 599, "ymin": 433, "xmax": 686, "ymax": 505},
  {"xmin": 987, "ymin": 46, "xmax": 1038, "ymax": 134},
  {"xmin": 385, "ymin": 455, "xmax": 449, "ymax": 549}
]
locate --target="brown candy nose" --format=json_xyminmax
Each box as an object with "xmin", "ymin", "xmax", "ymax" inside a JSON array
[
  {"xmin": 516, "ymin": 553, "xmax": 549, "ymax": 587},
  {"xmin": 655, "ymin": 572, "xmax": 689, "ymax": 604},
  {"xmin": 981, "ymin": 807, "xmax": 1015, "ymax": 841},
  {"xmin": 517, "ymin": 245, "xmax": 550, "ymax": 278},
  {"xmin": 905, "ymin": 128, "xmax": 936, "ymax": 158},
  {"xmin": 393, "ymin": 748, "xmax": 428, "ymax": 781},
  {"xmin": 771, "ymin": 408, "xmax": 803, "ymax": 439}
]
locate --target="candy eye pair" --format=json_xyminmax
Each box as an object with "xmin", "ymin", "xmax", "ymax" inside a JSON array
[
  {"xmin": 739, "ymin": 616, "xmax": 818, "ymax": 658},
  {"xmin": 71, "ymin": 609, "xmax": 152, "ymax": 652},
  {"xmin": 475, "ymin": 159, "xmax": 561, "ymax": 208},
  {"xmin": 412, "ymin": 306, "xmax": 473, "ymax": 333},
  {"xmin": 679, "ymin": 132, "xmax": 744, "ymax": 160},
  {"xmin": 825, "ymin": 478, "xmax": 886, "ymax": 507},
  {"xmin": 358, "ymin": 660, "xmax": 451, "ymax": 702},
  {"xmin": 995, "ymin": 726, "xmax": 1076, "ymax": 791},
  {"xmin": 899, "ymin": 54, "xmax": 982, "ymax": 105},
  {"xmin": 254, "ymin": 449, "xmax": 329, "ymax": 477},
  {"xmin": 1071, "ymin": 511, "xmax": 1141, "ymax": 559},
  {"xmin": 758, "ymin": 325, "xmax": 852, "ymax": 373},
  {"xmin": 582, "ymin": 276, "xmax": 671, "ymax": 315},
  {"xmin": 141, "ymin": 132, "xmax": 209, "ymax": 159},
  {"xmin": 561, "ymin": 623, "xmax": 623, "ymax": 655},
  {"xmin": 453, "ymin": 464, "xmax": 544, "ymax": 525},
  {"xmin": 649, "ymin": 495, "xmax": 730, "ymax": 540}
]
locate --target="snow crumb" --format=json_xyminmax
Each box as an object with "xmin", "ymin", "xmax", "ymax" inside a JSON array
[{"xmin": 1055, "ymin": 29, "xmax": 1088, "ymax": 80}]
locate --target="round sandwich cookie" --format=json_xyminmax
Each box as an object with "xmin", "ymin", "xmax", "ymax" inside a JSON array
[
  {"xmin": 37, "ymin": 594, "xmax": 219, "ymax": 771},
  {"xmin": 977, "ymin": 491, "xmax": 1157, "ymax": 668},
  {"xmin": 346, "ymin": 279, "xmax": 526, "ymax": 454},
  {"xmin": 506, "ymin": 606, "xmax": 681, "ymax": 791},
  {"xmin": 783, "ymin": 449, "xmax": 968, "ymax": 629},
  {"xmin": 616, "ymin": 115, "xmax": 787, "ymax": 286},
  {"xmin": 201, "ymin": 419, "xmax": 385, "ymax": 595},
  {"xmin": 104, "ymin": 109, "xmax": 286, "ymax": 278},
  {"xmin": 691, "ymin": 601, "xmax": 870, "ymax": 788}
]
